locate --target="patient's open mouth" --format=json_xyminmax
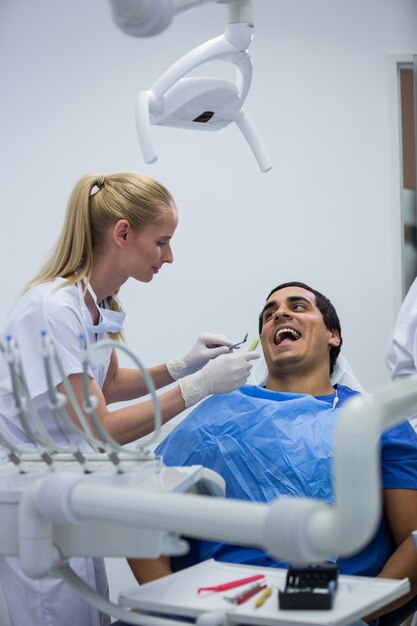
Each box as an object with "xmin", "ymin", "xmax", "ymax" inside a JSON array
[{"xmin": 275, "ymin": 327, "xmax": 301, "ymax": 345}]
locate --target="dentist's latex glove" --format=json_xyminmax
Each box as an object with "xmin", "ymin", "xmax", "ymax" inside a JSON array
[
  {"xmin": 178, "ymin": 351, "xmax": 260, "ymax": 408},
  {"xmin": 166, "ymin": 333, "xmax": 234, "ymax": 380}
]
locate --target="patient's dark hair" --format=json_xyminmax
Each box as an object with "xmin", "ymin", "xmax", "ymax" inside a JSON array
[{"xmin": 258, "ymin": 281, "xmax": 342, "ymax": 376}]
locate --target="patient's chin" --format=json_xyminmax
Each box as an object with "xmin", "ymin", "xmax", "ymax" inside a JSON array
[{"xmin": 268, "ymin": 352, "xmax": 303, "ymax": 372}]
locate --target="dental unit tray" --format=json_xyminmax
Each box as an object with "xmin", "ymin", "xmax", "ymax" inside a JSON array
[
  {"xmin": 119, "ymin": 559, "xmax": 409, "ymax": 626},
  {"xmin": 278, "ymin": 564, "xmax": 339, "ymax": 610}
]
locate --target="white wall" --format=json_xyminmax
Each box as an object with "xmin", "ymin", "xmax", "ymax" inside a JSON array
[{"xmin": 1, "ymin": 0, "xmax": 417, "ymax": 607}]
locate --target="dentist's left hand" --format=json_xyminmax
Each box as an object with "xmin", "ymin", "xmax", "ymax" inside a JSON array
[
  {"xmin": 166, "ymin": 332, "xmax": 234, "ymax": 380},
  {"xmin": 178, "ymin": 350, "xmax": 260, "ymax": 408}
]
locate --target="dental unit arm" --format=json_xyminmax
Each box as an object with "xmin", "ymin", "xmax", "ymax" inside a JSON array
[
  {"xmin": 107, "ymin": 0, "xmax": 272, "ymax": 172},
  {"xmin": 1, "ymin": 333, "xmax": 417, "ymax": 622}
]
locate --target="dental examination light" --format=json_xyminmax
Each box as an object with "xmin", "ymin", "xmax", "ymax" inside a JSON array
[
  {"xmin": 2, "ymin": 333, "xmax": 417, "ymax": 624},
  {"xmin": 108, "ymin": 0, "xmax": 272, "ymax": 172}
]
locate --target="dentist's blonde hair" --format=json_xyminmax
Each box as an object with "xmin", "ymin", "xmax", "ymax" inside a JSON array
[{"xmin": 27, "ymin": 171, "xmax": 175, "ymax": 291}]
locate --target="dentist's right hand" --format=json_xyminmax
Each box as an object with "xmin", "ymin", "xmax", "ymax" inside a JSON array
[{"xmin": 178, "ymin": 351, "xmax": 260, "ymax": 408}]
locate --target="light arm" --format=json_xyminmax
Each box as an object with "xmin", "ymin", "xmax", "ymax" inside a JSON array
[
  {"xmin": 235, "ymin": 109, "xmax": 273, "ymax": 172},
  {"xmin": 108, "ymin": 1, "xmax": 251, "ymax": 38},
  {"xmin": 108, "ymin": 0, "xmax": 176, "ymax": 37}
]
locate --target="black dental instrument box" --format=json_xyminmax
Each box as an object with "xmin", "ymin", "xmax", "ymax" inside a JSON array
[{"xmin": 278, "ymin": 563, "xmax": 339, "ymax": 610}]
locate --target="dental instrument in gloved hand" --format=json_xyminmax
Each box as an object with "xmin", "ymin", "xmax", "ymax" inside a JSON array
[
  {"xmin": 166, "ymin": 332, "xmax": 234, "ymax": 379},
  {"xmin": 229, "ymin": 333, "xmax": 248, "ymax": 351},
  {"xmin": 178, "ymin": 350, "xmax": 260, "ymax": 408}
]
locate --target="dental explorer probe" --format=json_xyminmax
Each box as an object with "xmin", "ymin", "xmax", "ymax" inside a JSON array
[{"xmin": 229, "ymin": 333, "xmax": 248, "ymax": 351}]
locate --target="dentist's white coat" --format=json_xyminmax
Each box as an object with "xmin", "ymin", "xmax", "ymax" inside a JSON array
[{"xmin": 0, "ymin": 278, "xmax": 113, "ymax": 626}]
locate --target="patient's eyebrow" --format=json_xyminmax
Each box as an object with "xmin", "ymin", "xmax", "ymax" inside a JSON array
[
  {"xmin": 260, "ymin": 301, "xmax": 276, "ymax": 318},
  {"xmin": 286, "ymin": 296, "xmax": 312, "ymax": 306},
  {"xmin": 260, "ymin": 295, "xmax": 313, "ymax": 318}
]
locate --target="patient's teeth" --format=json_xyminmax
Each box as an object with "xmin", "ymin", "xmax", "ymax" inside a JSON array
[{"xmin": 275, "ymin": 327, "xmax": 301, "ymax": 344}]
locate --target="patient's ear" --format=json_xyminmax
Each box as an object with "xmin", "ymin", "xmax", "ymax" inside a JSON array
[{"xmin": 328, "ymin": 329, "xmax": 341, "ymax": 347}]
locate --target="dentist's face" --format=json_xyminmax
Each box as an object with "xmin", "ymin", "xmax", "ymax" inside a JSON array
[
  {"xmin": 126, "ymin": 205, "xmax": 178, "ymax": 283},
  {"xmin": 259, "ymin": 286, "xmax": 340, "ymax": 376}
]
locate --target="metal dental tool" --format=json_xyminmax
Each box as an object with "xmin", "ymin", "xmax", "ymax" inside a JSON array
[{"xmin": 229, "ymin": 332, "xmax": 248, "ymax": 351}]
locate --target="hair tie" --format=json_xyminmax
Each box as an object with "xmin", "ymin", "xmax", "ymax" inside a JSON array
[{"xmin": 90, "ymin": 176, "xmax": 105, "ymax": 197}]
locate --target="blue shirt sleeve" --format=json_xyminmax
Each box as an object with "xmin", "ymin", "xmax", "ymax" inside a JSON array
[{"xmin": 381, "ymin": 420, "xmax": 417, "ymax": 489}]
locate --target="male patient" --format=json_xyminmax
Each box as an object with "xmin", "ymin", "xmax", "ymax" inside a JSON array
[{"xmin": 130, "ymin": 282, "xmax": 417, "ymax": 621}]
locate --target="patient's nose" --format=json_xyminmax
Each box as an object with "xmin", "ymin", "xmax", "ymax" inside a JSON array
[{"xmin": 273, "ymin": 305, "xmax": 291, "ymax": 320}]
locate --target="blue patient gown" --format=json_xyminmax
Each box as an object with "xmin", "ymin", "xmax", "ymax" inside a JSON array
[{"xmin": 156, "ymin": 384, "xmax": 417, "ymax": 576}]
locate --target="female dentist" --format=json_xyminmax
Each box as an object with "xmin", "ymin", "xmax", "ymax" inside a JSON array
[{"xmin": 0, "ymin": 171, "xmax": 259, "ymax": 626}]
